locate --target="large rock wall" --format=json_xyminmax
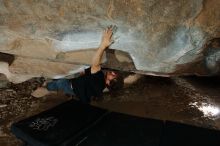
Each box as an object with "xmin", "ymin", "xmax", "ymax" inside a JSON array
[{"xmin": 0, "ymin": 0, "xmax": 220, "ymax": 82}]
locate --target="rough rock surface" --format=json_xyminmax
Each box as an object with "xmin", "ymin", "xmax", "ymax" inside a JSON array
[{"xmin": 0, "ymin": 0, "xmax": 220, "ymax": 82}]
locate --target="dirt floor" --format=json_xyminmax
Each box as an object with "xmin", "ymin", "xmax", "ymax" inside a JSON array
[{"xmin": 0, "ymin": 75, "xmax": 220, "ymax": 146}]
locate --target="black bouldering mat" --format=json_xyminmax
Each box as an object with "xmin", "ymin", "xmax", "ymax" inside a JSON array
[
  {"xmin": 67, "ymin": 112, "xmax": 164, "ymax": 146},
  {"xmin": 160, "ymin": 121, "xmax": 220, "ymax": 146},
  {"xmin": 11, "ymin": 100, "xmax": 108, "ymax": 146},
  {"xmin": 11, "ymin": 99, "xmax": 220, "ymax": 146}
]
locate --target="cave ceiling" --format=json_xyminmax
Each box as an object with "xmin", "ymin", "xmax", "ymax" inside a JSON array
[{"xmin": 0, "ymin": 0, "xmax": 220, "ymax": 83}]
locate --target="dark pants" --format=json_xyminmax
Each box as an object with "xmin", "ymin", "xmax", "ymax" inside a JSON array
[{"xmin": 46, "ymin": 79, "xmax": 75, "ymax": 96}]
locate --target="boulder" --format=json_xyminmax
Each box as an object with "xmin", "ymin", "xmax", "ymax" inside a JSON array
[{"xmin": 0, "ymin": 0, "xmax": 219, "ymax": 83}]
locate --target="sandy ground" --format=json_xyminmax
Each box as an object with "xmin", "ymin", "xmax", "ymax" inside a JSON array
[{"xmin": 0, "ymin": 75, "xmax": 220, "ymax": 146}]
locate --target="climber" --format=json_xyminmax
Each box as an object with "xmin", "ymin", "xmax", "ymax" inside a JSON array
[{"xmin": 31, "ymin": 26, "xmax": 123, "ymax": 103}]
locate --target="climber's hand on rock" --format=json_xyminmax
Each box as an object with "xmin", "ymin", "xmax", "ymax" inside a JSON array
[{"xmin": 99, "ymin": 25, "xmax": 115, "ymax": 50}]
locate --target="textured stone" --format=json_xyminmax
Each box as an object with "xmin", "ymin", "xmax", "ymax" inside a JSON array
[
  {"xmin": 0, "ymin": 74, "xmax": 9, "ymax": 88},
  {"xmin": 0, "ymin": 0, "xmax": 220, "ymax": 82}
]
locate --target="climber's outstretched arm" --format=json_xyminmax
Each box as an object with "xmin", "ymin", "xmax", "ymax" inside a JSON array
[{"xmin": 91, "ymin": 26, "xmax": 114, "ymax": 73}]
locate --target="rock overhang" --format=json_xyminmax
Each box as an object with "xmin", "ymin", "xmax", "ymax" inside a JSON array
[{"xmin": 0, "ymin": 0, "xmax": 219, "ymax": 83}]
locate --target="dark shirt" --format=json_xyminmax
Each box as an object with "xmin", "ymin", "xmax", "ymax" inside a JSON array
[{"xmin": 71, "ymin": 67, "xmax": 105, "ymax": 103}]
